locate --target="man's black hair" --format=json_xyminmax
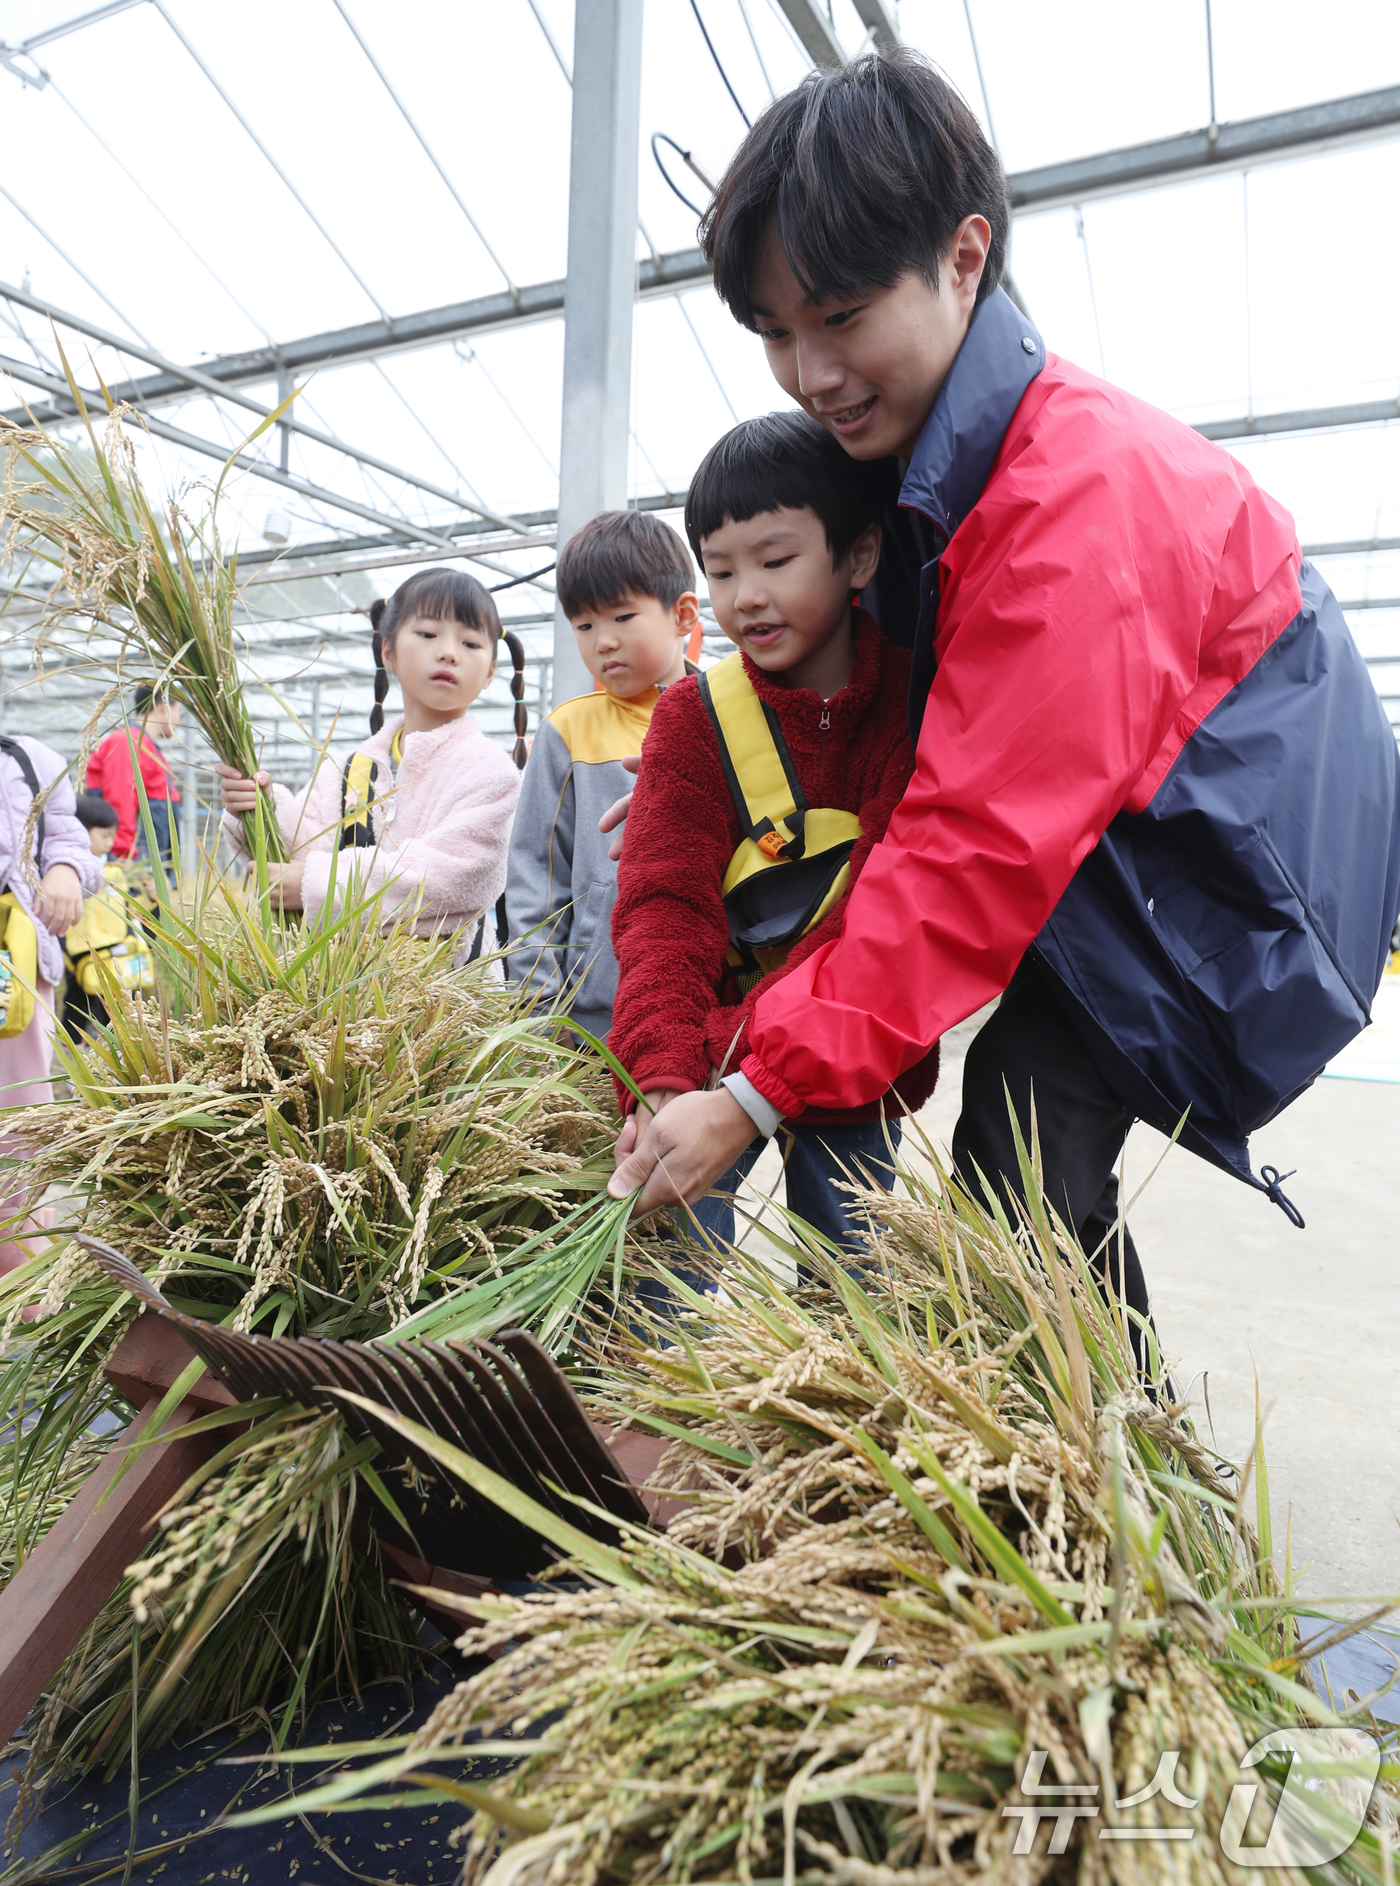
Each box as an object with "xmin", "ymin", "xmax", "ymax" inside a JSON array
[
  {"xmin": 133, "ymin": 681, "xmax": 168, "ymax": 716},
  {"xmin": 556, "ymin": 510, "xmax": 695, "ymax": 620},
  {"xmin": 76, "ymin": 792, "xmax": 118, "ymax": 832},
  {"xmin": 685, "ymin": 411, "xmax": 898, "ymax": 563},
  {"xmin": 701, "ymin": 46, "xmax": 1007, "ymax": 328}
]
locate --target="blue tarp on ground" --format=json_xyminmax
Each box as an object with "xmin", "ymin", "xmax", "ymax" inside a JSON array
[
  {"xmin": 0, "ymin": 1636, "xmax": 489, "ymax": 1885},
  {"xmin": 4, "ymin": 1624, "xmax": 1393, "ymax": 1883},
  {"xmin": 1303, "ymin": 1619, "xmax": 1400, "ymax": 1724}
]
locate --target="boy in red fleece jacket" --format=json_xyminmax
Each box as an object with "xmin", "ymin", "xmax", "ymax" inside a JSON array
[{"xmin": 610, "ymin": 412, "xmax": 939, "ymax": 1254}]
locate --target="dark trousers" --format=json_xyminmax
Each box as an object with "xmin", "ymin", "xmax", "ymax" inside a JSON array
[
  {"xmin": 951, "ymin": 954, "xmax": 1160, "ymax": 1380},
  {"xmin": 637, "ymin": 1119, "xmax": 902, "ymax": 1320},
  {"xmin": 135, "ymin": 798, "xmax": 174, "ymax": 880},
  {"xmin": 690, "ymin": 1117, "xmax": 903, "ymax": 1262}
]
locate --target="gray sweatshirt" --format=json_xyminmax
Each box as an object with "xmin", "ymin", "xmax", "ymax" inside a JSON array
[{"xmin": 504, "ymin": 687, "xmax": 661, "ymax": 1042}]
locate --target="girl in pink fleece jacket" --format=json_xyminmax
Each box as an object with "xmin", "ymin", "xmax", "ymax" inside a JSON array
[
  {"xmin": 219, "ymin": 569, "xmax": 521, "ymax": 960},
  {"xmin": 0, "ymin": 734, "xmax": 104, "ymax": 1275}
]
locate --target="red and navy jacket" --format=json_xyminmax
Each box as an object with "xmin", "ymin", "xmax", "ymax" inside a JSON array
[
  {"xmin": 610, "ymin": 614, "xmax": 939, "ymax": 1124},
  {"xmin": 741, "ymin": 287, "xmax": 1400, "ymax": 1210},
  {"xmin": 86, "ymin": 726, "xmax": 180, "ymax": 861}
]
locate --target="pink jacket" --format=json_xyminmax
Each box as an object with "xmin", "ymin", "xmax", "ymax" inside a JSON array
[{"xmin": 224, "ymin": 717, "xmax": 520, "ymax": 958}]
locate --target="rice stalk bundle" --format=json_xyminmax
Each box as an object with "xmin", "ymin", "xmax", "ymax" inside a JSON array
[
  {"xmin": 0, "ymin": 866, "xmax": 639, "ymax": 1791},
  {"xmin": 0, "ymin": 352, "xmax": 289, "ymax": 860},
  {"xmin": 267, "ymin": 1144, "xmax": 1398, "ymax": 1884}
]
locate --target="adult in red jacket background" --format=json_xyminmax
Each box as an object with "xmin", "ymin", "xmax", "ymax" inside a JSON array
[
  {"xmin": 86, "ymin": 684, "xmax": 182, "ymax": 867},
  {"xmin": 611, "ymin": 49, "xmax": 1400, "ymax": 1358}
]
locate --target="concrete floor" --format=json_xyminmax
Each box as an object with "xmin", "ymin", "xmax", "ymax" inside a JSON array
[{"xmin": 734, "ymin": 979, "xmax": 1400, "ymax": 1607}]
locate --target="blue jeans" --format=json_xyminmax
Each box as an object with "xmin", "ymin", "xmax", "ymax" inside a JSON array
[
  {"xmin": 135, "ymin": 798, "xmax": 173, "ymax": 878},
  {"xmin": 635, "ymin": 1118, "xmax": 901, "ymax": 1323},
  {"xmin": 675, "ymin": 1117, "xmax": 902, "ymax": 1286}
]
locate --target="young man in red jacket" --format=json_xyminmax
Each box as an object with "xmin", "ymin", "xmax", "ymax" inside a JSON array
[
  {"xmin": 611, "ymin": 410, "xmax": 938, "ymax": 1253},
  {"xmin": 85, "ymin": 683, "xmax": 182, "ymax": 868},
  {"xmin": 612, "ymin": 49, "xmax": 1400, "ymax": 1361}
]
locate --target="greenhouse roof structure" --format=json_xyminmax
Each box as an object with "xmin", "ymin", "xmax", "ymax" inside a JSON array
[{"xmin": 1, "ymin": 0, "xmax": 1398, "ymax": 830}]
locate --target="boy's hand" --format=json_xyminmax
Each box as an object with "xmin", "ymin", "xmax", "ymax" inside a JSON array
[
  {"xmin": 612, "ymin": 1087, "xmax": 682, "ymax": 1169},
  {"xmin": 609, "ymin": 1088, "xmax": 756, "ymax": 1214},
  {"xmin": 36, "ymin": 863, "xmax": 83, "ymax": 936},
  {"xmin": 216, "ymin": 762, "xmax": 273, "ymax": 815},
  {"xmin": 598, "ymin": 754, "xmax": 640, "ymax": 862}
]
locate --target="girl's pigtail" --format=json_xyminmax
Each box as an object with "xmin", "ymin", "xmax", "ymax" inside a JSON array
[
  {"xmin": 504, "ymin": 630, "xmax": 528, "ymax": 770},
  {"xmin": 369, "ymin": 597, "xmax": 389, "ymax": 736}
]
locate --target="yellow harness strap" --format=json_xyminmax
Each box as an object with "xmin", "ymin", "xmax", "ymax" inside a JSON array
[
  {"xmin": 697, "ymin": 653, "xmax": 862, "ymax": 987},
  {"xmin": 0, "ymin": 894, "xmax": 38, "ymax": 1038},
  {"xmin": 63, "ymin": 883, "xmax": 155, "ymax": 1001},
  {"xmin": 340, "ymin": 729, "xmax": 404, "ymax": 849},
  {"xmin": 340, "ymin": 752, "xmax": 380, "ymax": 848}
]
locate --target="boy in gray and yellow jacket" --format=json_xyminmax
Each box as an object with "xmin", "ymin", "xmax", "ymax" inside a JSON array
[{"xmin": 505, "ymin": 512, "xmax": 700, "ymax": 1042}]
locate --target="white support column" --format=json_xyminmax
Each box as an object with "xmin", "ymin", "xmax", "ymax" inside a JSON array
[
  {"xmin": 181, "ymin": 752, "xmax": 198, "ymax": 873},
  {"xmin": 551, "ymin": 0, "xmax": 644, "ymax": 708}
]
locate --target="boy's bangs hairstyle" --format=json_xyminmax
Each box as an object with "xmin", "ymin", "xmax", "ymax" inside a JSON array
[
  {"xmin": 556, "ymin": 510, "xmax": 695, "ymax": 620},
  {"xmin": 701, "ymin": 46, "xmax": 1007, "ymax": 327},
  {"xmin": 75, "ymin": 792, "xmax": 118, "ymax": 832},
  {"xmin": 685, "ymin": 411, "xmax": 898, "ymax": 562},
  {"xmin": 377, "ymin": 567, "xmax": 502, "ymax": 650},
  {"xmin": 368, "ymin": 566, "xmax": 501, "ymax": 735}
]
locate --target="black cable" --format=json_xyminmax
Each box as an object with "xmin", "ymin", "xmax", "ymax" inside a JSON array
[
  {"xmin": 688, "ymin": 0, "xmax": 750, "ymax": 128},
  {"xmin": 651, "ymin": 133, "xmax": 706, "ymax": 218},
  {"xmin": 488, "ymin": 563, "xmax": 555, "ymax": 592}
]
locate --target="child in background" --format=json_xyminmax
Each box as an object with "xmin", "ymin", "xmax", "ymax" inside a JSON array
[
  {"xmin": 218, "ymin": 568, "xmax": 521, "ymax": 960},
  {"xmin": 75, "ymin": 792, "xmax": 119, "ymax": 865},
  {"xmin": 0, "ymin": 736, "xmax": 103, "ymax": 1276},
  {"xmin": 610, "ymin": 413, "xmax": 940, "ymax": 1253},
  {"xmin": 62, "ymin": 795, "xmax": 156, "ymax": 1037},
  {"xmin": 505, "ymin": 512, "xmax": 700, "ymax": 1042}
]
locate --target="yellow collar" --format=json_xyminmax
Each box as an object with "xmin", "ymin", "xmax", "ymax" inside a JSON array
[{"xmin": 389, "ymin": 725, "xmax": 404, "ymax": 765}]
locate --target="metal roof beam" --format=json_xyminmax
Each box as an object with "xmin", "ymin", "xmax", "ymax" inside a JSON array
[
  {"xmin": 772, "ymin": 0, "xmax": 844, "ymax": 67},
  {"xmin": 1304, "ymin": 536, "xmax": 1400, "ymax": 559},
  {"xmin": 181, "ymin": 424, "xmax": 1400, "ymax": 592},
  {"xmin": 1010, "ymin": 82, "xmax": 1400, "ymax": 215},
  {"xmin": 226, "ymin": 491, "xmax": 687, "ymax": 578},
  {"xmin": 848, "ymin": 0, "xmax": 899, "ymax": 49},
  {"xmin": 14, "ymin": 77, "xmax": 1396, "ymax": 428},
  {"xmin": 3, "ymin": 86, "xmax": 1399, "ymax": 433},
  {"xmin": 0, "ymin": 279, "xmax": 538, "ymax": 538},
  {"xmin": 0, "ymin": 250, "xmax": 709, "ymax": 426},
  {"xmin": 1194, "ymin": 397, "xmax": 1400, "ymax": 442},
  {"xmin": 0, "ymin": 353, "xmax": 553, "ymax": 587}
]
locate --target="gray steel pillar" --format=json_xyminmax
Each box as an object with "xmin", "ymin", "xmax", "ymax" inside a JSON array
[{"xmin": 551, "ymin": 0, "xmax": 644, "ymax": 708}]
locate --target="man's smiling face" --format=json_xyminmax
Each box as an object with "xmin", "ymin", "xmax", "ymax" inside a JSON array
[{"xmin": 749, "ymin": 214, "xmax": 990, "ymax": 464}]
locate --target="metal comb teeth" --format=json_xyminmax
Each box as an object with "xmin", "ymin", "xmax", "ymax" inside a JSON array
[{"xmin": 80, "ymin": 1235, "xmax": 652, "ymax": 1577}]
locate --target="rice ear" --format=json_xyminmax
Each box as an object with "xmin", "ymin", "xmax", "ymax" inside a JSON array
[{"xmin": 252, "ymin": 1156, "xmax": 1398, "ymax": 1885}]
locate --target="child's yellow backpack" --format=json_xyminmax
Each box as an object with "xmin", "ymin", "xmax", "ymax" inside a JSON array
[
  {"xmin": 63, "ymin": 864, "xmax": 155, "ymax": 1002},
  {"xmin": 0, "ymin": 892, "xmax": 40, "ymax": 1039},
  {"xmin": 697, "ymin": 654, "xmax": 863, "ymax": 993},
  {"xmin": 0, "ymin": 736, "xmax": 46, "ymax": 1039}
]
